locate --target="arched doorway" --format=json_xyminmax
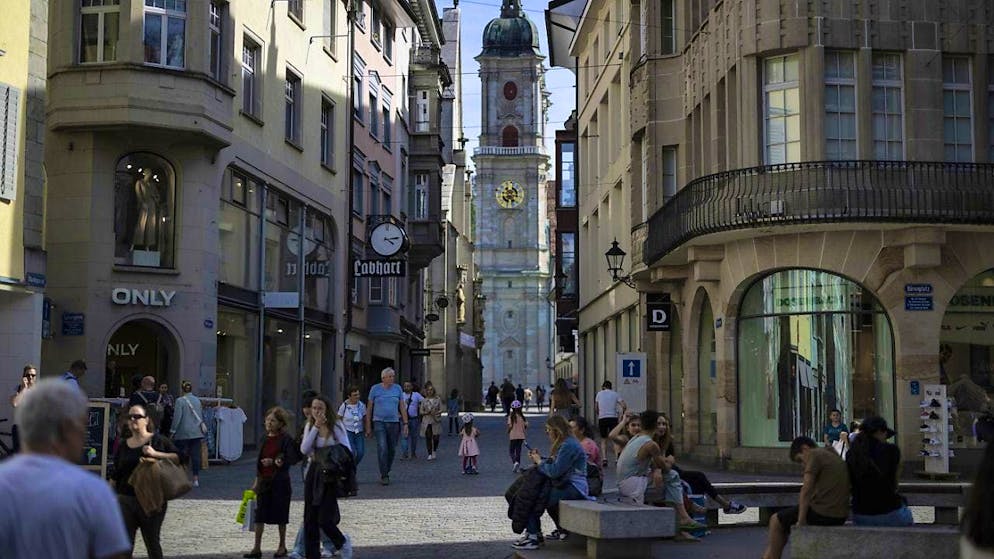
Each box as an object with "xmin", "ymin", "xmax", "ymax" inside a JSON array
[
  {"xmin": 939, "ymin": 268, "xmax": 994, "ymax": 447},
  {"xmin": 737, "ymin": 269, "xmax": 895, "ymax": 447},
  {"xmin": 697, "ymin": 293, "xmax": 717, "ymax": 444},
  {"xmin": 104, "ymin": 319, "xmax": 180, "ymax": 398}
]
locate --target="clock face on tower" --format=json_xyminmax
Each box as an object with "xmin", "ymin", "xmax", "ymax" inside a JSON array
[{"xmin": 496, "ymin": 180, "xmax": 524, "ymax": 208}]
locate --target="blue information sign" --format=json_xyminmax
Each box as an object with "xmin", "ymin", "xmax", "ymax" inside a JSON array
[
  {"xmin": 62, "ymin": 312, "xmax": 85, "ymax": 336},
  {"xmin": 910, "ymin": 381, "xmax": 921, "ymax": 396},
  {"xmin": 905, "ymin": 295, "xmax": 933, "ymax": 311},
  {"xmin": 621, "ymin": 359, "xmax": 642, "ymax": 378}
]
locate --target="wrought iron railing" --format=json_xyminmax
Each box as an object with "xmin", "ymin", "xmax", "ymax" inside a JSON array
[{"xmin": 644, "ymin": 160, "xmax": 994, "ymax": 266}]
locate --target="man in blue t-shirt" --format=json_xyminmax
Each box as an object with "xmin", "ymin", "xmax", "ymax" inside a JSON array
[{"xmin": 365, "ymin": 367, "xmax": 409, "ymax": 485}]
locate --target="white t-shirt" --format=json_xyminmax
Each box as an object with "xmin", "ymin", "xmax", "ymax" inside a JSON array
[
  {"xmin": 595, "ymin": 389, "xmax": 624, "ymax": 419},
  {"xmin": 216, "ymin": 406, "xmax": 247, "ymax": 461},
  {"xmin": 0, "ymin": 454, "xmax": 131, "ymax": 559}
]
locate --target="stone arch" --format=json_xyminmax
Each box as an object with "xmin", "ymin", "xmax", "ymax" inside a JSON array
[{"xmin": 101, "ymin": 313, "xmax": 184, "ymax": 399}]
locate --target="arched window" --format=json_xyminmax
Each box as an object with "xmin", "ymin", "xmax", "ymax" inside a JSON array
[
  {"xmin": 502, "ymin": 126, "xmax": 519, "ymax": 147},
  {"xmin": 114, "ymin": 153, "xmax": 177, "ymax": 268},
  {"xmin": 737, "ymin": 269, "xmax": 894, "ymax": 447}
]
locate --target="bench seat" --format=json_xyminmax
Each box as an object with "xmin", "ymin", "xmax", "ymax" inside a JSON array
[
  {"xmin": 791, "ymin": 524, "xmax": 960, "ymax": 559},
  {"xmin": 558, "ymin": 499, "xmax": 676, "ymax": 559}
]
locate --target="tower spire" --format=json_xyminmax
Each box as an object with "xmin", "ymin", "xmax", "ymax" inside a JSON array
[{"xmin": 501, "ymin": 0, "xmax": 522, "ymax": 18}]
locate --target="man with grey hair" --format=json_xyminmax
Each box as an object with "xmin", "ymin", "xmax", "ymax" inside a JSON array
[
  {"xmin": 365, "ymin": 367, "xmax": 408, "ymax": 485},
  {"xmin": 0, "ymin": 379, "xmax": 131, "ymax": 558}
]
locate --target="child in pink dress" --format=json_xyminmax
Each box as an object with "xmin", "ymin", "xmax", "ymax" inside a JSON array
[{"xmin": 458, "ymin": 413, "xmax": 480, "ymax": 474}]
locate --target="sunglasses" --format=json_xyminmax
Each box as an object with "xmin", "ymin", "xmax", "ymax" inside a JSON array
[
  {"xmin": 129, "ymin": 414, "xmax": 147, "ymax": 420},
  {"xmin": 26, "ymin": 374, "xmax": 37, "ymax": 378}
]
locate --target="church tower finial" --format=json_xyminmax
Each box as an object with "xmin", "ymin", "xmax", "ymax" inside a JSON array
[{"xmin": 501, "ymin": 0, "xmax": 522, "ymax": 18}]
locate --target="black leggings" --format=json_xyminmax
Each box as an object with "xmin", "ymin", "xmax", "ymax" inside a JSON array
[
  {"xmin": 509, "ymin": 439, "xmax": 523, "ymax": 464},
  {"xmin": 118, "ymin": 495, "xmax": 167, "ymax": 559},
  {"xmin": 303, "ymin": 468, "xmax": 346, "ymax": 559},
  {"xmin": 425, "ymin": 425, "xmax": 440, "ymax": 454},
  {"xmin": 675, "ymin": 467, "xmax": 718, "ymax": 499}
]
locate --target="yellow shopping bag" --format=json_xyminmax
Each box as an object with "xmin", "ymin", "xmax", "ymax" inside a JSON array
[{"xmin": 235, "ymin": 489, "xmax": 256, "ymax": 525}]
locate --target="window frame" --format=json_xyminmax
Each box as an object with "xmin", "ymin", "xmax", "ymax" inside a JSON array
[
  {"xmin": 241, "ymin": 36, "xmax": 261, "ymax": 118},
  {"xmin": 352, "ymin": 168, "xmax": 364, "ymax": 216},
  {"xmin": 871, "ymin": 53, "xmax": 905, "ymax": 161},
  {"xmin": 353, "ymin": 56, "xmax": 366, "ymax": 122},
  {"xmin": 415, "ymin": 90, "xmax": 430, "ymax": 132},
  {"xmin": 284, "ymin": 68, "xmax": 303, "ymax": 146},
  {"xmin": 660, "ymin": 0, "xmax": 675, "ymax": 55},
  {"xmin": 208, "ymin": 1, "xmax": 223, "ymax": 81},
  {"xmin": 142, "ymin": 0, "xmax": 187, "ymax": 69},
  {"xmin": 823, "ymin": 50, "xmax": 858, "ymax": 161},
  {"xmin": 763, "ymin": 54, "xmax": 801, "ymax": 165},
  {"xmin": 414, "ymin": 174, "xmax": 429, "ymax": 220},
  {"xmin": 80, "ymin": 0, "xmax": 121, "ymax": 64},
  {"xmin": 288, "ymin": 0, "xmax": 303, "ymax": 25},
  {"xmin": 383, "ymin": 19, "xmax": 394, "ymax": 62},
  {"xmin": 320, "ymin": 97, "xmax": 335, "ymax": 169},
  {"xmin": 369, "ymin": 277, "xmax": 384, "ymax": 303},
  {"xmin": 943, "ymin": 56, "xmax": 974, "ymax": 163}
]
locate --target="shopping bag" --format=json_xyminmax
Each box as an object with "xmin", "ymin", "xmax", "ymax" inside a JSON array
[
  {"xmin": 241, "ymin": 500, "xmax": 255, "ymax": 532},
  {"xmin": 200, "ymin": 440, "xmax": 210, "ymax": 471},
  {"xmin": 236, "ymin": 489, "xmax": 256, "ymax": 525}
]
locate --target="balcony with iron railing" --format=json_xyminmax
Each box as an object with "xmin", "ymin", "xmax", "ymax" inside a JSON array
[{"xmin": 644, "ymin": 161, "xmax": 994, "ymax": 266}]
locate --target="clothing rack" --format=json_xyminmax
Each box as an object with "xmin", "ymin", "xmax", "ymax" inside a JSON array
[{"xmin": 198, "ymin": 397, "xmax": 234, "ymax": 463}]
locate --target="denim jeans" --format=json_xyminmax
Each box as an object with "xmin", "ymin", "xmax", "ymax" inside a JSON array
[
  {"xmin": 373, "ymin": 421, "xmax": 401, "ymax": 478},
  {"xmin": 347, "ymin": 430, "xmax": 365, "ymax": 465},
  {"xmin": 526, "ymin": 483, "xmax": 585, "ymax": 535},
  {"xmin": 853, "ymin": 505, "xmax": 914, "ymax": 527},
  {"xmin": 174, "ymin": 438, "xmax": 203, "ymax": 477},
  {"xmin": 400, "ymin": 416, "xmax": 421, "ymax": 457}
]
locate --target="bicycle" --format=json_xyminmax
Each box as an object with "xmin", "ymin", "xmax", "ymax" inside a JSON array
[{"xmin": 0, "ymin": 418, "xmax": 15, "ymax": 460}]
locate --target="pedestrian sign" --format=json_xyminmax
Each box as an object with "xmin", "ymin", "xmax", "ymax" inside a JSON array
[{"xmin": 616, "ymin": 353, "xmax": 647, "ymax": 413}]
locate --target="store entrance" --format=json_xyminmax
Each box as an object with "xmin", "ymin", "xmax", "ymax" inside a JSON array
[{"xmin": 104, "ymin": 319, "xmax": 179, "ymax": 398}]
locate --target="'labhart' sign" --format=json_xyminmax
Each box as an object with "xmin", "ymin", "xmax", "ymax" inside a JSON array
[{"xmin": 353, "ymin": 259, "xmax": 406, "ymax": 278}]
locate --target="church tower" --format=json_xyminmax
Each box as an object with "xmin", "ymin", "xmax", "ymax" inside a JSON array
[{"xmin": 474, "ymin": 0, "xmax": 551, "ymax": 390}]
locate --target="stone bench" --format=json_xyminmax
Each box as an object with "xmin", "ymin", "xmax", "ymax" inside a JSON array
[
  {"xmin": 557, "ymin": 499, "xmax": 676, "ymax": 559},
  {"xmin": 790, "ymin": 524, "xmax": 960, "ymax": 559},
  {"xmin": 705, "ymin": 481, "xmax": 969, "ymax": 526}
]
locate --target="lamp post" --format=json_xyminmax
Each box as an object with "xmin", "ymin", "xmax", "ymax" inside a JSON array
[{"xmin": 605, "ymin": 239, "xmax": 636, "ymax": 288}]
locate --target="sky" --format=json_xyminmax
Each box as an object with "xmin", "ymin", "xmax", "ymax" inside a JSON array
[{"xmin": 434, "ymin": 0, "xmax": 576, "ymax": 172}]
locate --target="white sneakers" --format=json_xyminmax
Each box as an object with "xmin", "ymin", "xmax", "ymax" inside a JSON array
[{"xmin": 427, "ymin": 453, "xmax": 436, "ymax": 461}]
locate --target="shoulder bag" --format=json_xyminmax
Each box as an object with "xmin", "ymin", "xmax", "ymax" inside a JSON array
[{"xmin": 184, "ymin": 396, "xmax": 209, "ymax": 436}]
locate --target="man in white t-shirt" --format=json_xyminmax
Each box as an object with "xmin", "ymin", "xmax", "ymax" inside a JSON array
[
  {"xmin": 0, "ymin": 380, "xmax": 131, "ymax": 559},
  {"xmin": 595, "ymin": 380, "xmax": 626, "ymax": 467}
]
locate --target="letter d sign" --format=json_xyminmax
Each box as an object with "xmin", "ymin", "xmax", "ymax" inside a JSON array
[{"xmin": 646, "ymin": 293, "xmax": 671, "ymax": 332}]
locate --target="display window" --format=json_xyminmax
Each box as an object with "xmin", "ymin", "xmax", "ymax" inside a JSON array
[
  {"xmin": 114, "ymin": 153, "xmax": 177, "ymax": 268},
  {"xmin": 737, "ymin": 269, "xmax": 894, "ymax": 447}
]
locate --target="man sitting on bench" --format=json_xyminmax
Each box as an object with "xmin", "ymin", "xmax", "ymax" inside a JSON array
[{"xmin": 762, "ymin": 436, "xmax": 850, "ymax": 559}]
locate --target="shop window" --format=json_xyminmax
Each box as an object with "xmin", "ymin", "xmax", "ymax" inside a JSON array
[
  {"xmin": 143, "ymin": 0, "xmax": 186, "ymax": 68},
  {"xmin": 763, "ymin": 54, "xmax": 800, "ymax": 164},
  {"xmin": 698, "ymin": 293, "xmax": 716, "ymax": 444},
  {"xmin": 262, "ymin": 317, "xmax": 300, "ymax": 432},
  {"xmin": 303, "ymin": 212, "xmax": 336, "ymax": 313},
  {"xmin": 216, "ymin": 308, "xmax": 259, "ymax": 442},
  {"xmin": 737, "ymin": 269, "xmax": 894, "ymax": 447},
  {"xmin": 219, "ymin": 169, "xmax": 262, "ymax": 290},
  {"xmin": 940, "ymin": 268, "xmax": 994, "ymax": 447},
  {"xmin": 80, "ymin": 0, "xmax": 120, "ymax": 63},
  {"xmin": 114, "ymin": 153, "xmax": 176, "ymax": 268}
]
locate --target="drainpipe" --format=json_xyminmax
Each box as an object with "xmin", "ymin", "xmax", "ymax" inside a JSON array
[{"xmin": 344, "ymin": 0, "xmax": 357, "ymax": 395}]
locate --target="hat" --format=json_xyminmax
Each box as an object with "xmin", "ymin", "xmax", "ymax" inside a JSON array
[
  {"xmin": 461, "ymin": 412, "xmax": 474, "ymax": 423},
  {"xmin": 511, "ymin": 400, "xmax": 522, "ymax": 409},
  {"xmin": 860, "ymin": 416, "xmax": 895, "ymax": 439}
]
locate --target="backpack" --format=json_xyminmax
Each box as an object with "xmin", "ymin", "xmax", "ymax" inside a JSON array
[
  {"xmin": 139, "ymin": 392, "xmax": 166, "ymax": 427},
  {"xmin": 586, "ymin": 462, "xmax": 603, "ymax": 497}
]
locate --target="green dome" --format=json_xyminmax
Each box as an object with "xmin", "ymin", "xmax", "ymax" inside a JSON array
[{"xmin": 481, "ymin": 0, "xmax": 541, "ymax": 57}]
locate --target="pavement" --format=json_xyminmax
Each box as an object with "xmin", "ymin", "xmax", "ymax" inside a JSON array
[{"xmin": 133, "ymin": 412, "xmax": 779, "ymax": 558}]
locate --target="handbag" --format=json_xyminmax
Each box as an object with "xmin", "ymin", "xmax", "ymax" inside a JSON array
[
  {"xmin": 158, "ymin": 457, "xmax": 193, "ymax": 500},
  {"xmin": 586, "ymin": 462, "xmax": 603, "ymax": 497},
  {"xmin": 182, "ymin": 397, "xmax": 209, "ymax": 436}
]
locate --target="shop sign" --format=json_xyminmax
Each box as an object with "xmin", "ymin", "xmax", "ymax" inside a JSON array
[
  {"xmin": 62, "ymin": 312, "xmax": 85, "ymax": 336},
  {"xmin": 353, "ymin": 258, "xmax": 406, "ymax": 278},
  {"xmin": 411, "ymin": 348, "xmax": 431, "ymax": 357},
  {"xmin": 263, "ymin": 291, "xmax": 300, "ymax": 309},
  {"xmin": 947, "ymin": 290, "xmax": 994, "ymax": 310},
  {"xmin": 111, "ymin": 288, "xmax": 176, "ymax": 307},
  {"xmin": 645, "ymin": 293, "xmax": 671, "ymax": 332},
  {"xmin": 26, "ymin": 272, "xmax": 46, "ymax": 287},
  {"xmin": 107, "ymin": 343, "xmax": 139, "ymax": 357},
  {"xmin": 285, "ymin": 260, "xmax": 330, "ymax": 278}
]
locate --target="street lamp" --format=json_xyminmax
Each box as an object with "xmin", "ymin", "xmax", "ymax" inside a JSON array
[{"xmin": 605, "ymin": 239, "xmax": 636, "ymax": 288}]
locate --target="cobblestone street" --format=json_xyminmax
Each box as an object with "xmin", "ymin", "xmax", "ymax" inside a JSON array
[{"xmin": 133, "ymin": 413, "xmax": 774, "ymax": 558}]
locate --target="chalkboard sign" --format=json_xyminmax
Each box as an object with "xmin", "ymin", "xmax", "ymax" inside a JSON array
[{"xmin": 82, "ymin": 402, "xmax": 110, "ymax": 478}]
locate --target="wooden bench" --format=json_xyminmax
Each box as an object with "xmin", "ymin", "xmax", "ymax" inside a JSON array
[
  {"xmin": 703, "ymin": 481, "xmax": 969, "ymax": 526},
  {"xmin": 790, "ymin": 524, "xmax": 960, "ymax": 559},
  {"xmin": 557, "ymin": 499, "xmax": 676, "ymax": 559}
]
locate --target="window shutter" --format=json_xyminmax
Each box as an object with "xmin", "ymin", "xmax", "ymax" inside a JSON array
[{"xmin": 0, "ymin": 83, "xmax": 19, "ymax": 201}]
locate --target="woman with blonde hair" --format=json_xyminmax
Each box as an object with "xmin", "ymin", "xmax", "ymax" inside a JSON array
[
  {"xmin": 512, "ymin": 415, "xmax": 590, "ymax": 551},
  {"xmin": 419, "ymin": 385, "xmax": 443, "ymax": 461}
]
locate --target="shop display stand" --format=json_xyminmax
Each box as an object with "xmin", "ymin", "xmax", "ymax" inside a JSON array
[{"xmin": 920, "ymin": 384, "xmax": 954, "ymax": 475}]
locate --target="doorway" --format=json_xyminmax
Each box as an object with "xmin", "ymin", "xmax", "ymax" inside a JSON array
[{"xmin": 104, "ymin": 319, "xmax": 179, "ymax": 398}]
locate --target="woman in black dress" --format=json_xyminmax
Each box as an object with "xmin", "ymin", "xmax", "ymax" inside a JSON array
[
  {"xmin": 112, "ymin": 404, "xmax": 181, "ymax": 559},
  {"xmin": 244, "ymin": 406, "xmax": 299, "ymax": 558}
]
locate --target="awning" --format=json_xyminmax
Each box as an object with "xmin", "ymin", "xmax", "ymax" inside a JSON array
[{"xmin": 544, "ymin": 0, "xmax": 585, "ymax": 73}]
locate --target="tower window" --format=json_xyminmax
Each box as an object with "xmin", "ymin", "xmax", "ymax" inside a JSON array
[{"xmin": 502, "ymin": 126, "xmax": 519, "ymax": 147}]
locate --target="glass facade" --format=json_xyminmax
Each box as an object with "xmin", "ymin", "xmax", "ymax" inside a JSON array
[
  {"xmin": 216, "ymin": 307, "xmax": 259, "ymax": 442},
  {"xmin": 940, "ymin": 268, "xmax": 994, "ymax": 447},
  {"xmin": 737, "ymin": 270, "xmax": 894, "ymax": 447}
]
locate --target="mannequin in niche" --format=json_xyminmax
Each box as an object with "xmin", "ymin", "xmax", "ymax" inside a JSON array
[
  {"xmin": 131, "ymin": 167, "xmax": 164, "ymax": 252},
  {"xmin": 456, "ymin": 284, "xmax": 466, "ymax": 323}
]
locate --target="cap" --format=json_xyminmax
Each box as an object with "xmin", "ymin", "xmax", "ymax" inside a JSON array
[
  {"xmin": 461, "ymin": 412, "xmax": 474, "ymax": 423},
  {"xmin": 860, "ymin": 416, "xmax": 896, "ymax": 439},
  {"xmin": 511, "ymin": 400, "xmax": 522, "ymax": 409}
]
